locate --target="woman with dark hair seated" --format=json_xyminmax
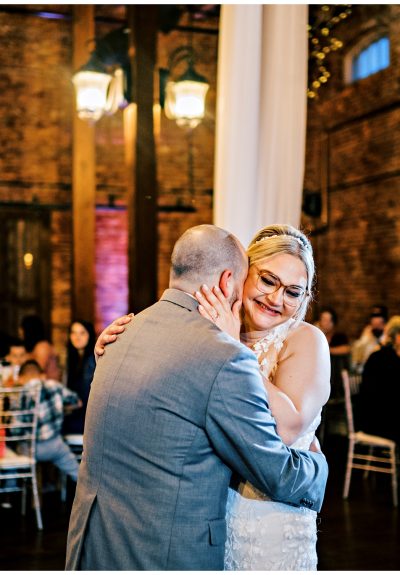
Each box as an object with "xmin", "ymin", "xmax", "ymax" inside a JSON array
[{"xmin": 62, "ymin": 320, "xmax": 96, "ymax": 434}]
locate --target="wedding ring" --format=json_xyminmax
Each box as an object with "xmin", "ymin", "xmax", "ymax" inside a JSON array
[{"xmin": 213, "ymin": 312, "xmax": 219, "ymax": 321}]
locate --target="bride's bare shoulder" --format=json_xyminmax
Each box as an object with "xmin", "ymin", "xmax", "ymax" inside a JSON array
[{"xmin": 286, "ymin": 321, "xmax": 328, "ymax": 350}]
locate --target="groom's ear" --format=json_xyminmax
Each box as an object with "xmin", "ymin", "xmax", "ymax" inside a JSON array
[{"xmin": 218, "ymin": 269, "xmax": 233, "ymax": 298}]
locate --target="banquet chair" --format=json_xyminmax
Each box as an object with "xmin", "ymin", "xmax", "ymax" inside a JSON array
[
  {"xmin": 348, "ymin": 371, "xmax": 362, "ymax": 395},
  {"xmin": 342, "ymin": 369, "xmax": 398, "ymax": 507},
  {"xmin": 60, "ymin": 433, "xmax": 83, "ymax": 502},
  {"xmin": 0, "ymin": 382, "xmax": 43, "ymax": 528},
  {"xmin": 318, "ymin": 371, "xmax": 360, "ymax": 445}
]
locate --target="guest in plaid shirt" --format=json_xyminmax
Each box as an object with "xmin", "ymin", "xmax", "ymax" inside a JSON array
[{"xmin": 18, "ymin": 359, "xmax": 81, "ymax": 481}]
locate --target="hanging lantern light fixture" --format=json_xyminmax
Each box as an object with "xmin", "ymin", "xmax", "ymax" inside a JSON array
[
  {"xmin": 162, "ymin": 46, "xmax": 209, "ymax": 129},
  {"xmin": 72, "ymin": 23, "xmax": 209, "ymax": 128},
  {"xmin": 72, "ymin": 57, "xmax": 113, "ymax": 122},
  {"xmin": 72, "ymin": 27, "xmax": 130, "ymax": 123}
]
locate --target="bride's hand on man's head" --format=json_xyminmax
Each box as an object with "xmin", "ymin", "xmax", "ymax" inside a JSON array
[
  {"xmin": 195, "ymin": 284, "xmax": 241, "ymax": 341},
  {"xmin": 95, "ymin": 313, "xmax": 134, "ymax": 357}
]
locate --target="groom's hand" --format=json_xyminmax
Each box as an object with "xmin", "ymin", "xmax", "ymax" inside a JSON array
[{"xmin": 95, "ymin": 314, "xmax": 134, "ymax": 358}]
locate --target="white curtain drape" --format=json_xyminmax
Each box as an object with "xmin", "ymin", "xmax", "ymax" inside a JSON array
[{"xmin": 213, "ymin": 5, "xmax": 309, "ymax": 247}]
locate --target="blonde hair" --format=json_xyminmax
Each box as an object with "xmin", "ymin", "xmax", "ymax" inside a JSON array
[
  {"xmin": 384, "ymin": 315, "xmax": 400, "ymax": 345},
  {"xmin": 247, "ymin": 224, "xmax": 314, "ymax": 324}
]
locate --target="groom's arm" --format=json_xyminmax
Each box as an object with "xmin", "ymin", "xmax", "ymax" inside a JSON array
[{"xmin": 205, "ymin": 347, "xmax": 328, "ymax": 512}]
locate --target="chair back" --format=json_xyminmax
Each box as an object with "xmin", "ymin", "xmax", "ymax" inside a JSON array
[
  {"xmin": 348, "ymin": 372, "xmax": 362, "ymax": 395},
  {"xmin": 342, "ymin": 369, "xmax": 355, "ymax": 435},
  {"xmin": 0, "ymin": 381, "xmax": 41, "ymax": 464}
]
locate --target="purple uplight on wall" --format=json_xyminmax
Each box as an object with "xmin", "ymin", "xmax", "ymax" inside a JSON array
[
  {"xmin": 36, "ymin": 11, "xmax": 68, "ymax": 20},
  {"xmin": 95, "ymin": 208, "xmax": 129, "ymax": 335}
]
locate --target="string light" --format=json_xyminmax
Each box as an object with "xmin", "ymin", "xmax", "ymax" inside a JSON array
[{"xmin": 307, "ymin": 5, "xmax": 352, "ymax": 100}]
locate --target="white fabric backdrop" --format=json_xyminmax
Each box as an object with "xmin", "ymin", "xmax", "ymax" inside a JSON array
[{"xmin": 213, "ymin": 5, "xmax": 309, "ymax": 247}]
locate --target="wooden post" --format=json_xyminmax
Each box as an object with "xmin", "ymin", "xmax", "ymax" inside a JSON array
[
  {"xmin": 72, "ymin": 6, "xmax": 96, "ymax": 323},
  {"xmin": 126, "ymin": 5, "xmax": 158, "ymax": 314}
]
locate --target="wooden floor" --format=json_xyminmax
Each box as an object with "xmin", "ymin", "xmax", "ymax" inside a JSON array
[
  {"xmin": 0, "ymin": 435, "xmax": 399, "ymax": 570},
  {"xmin": 318, "ymin": 436, "xmax": 400, "ymax": 570}
]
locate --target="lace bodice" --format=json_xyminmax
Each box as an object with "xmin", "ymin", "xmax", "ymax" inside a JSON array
[
  {"xmin": 237, "ymin": 321, "xmax": 322, "ymax": 501},
  {"xmin": 225, "ymin": 321, "xmax": 320, "ymax": 571},
  {"xmin": 249, "ymin": 320, "xmax": 294, "ymax": 382}
]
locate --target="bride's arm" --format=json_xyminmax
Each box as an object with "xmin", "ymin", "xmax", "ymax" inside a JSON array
[{"xmin": 266, "ymin": 323, "xmax": 331, "ymax": 445}]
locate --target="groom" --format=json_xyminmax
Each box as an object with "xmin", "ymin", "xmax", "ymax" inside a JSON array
[{"xmin": 66, "ymin": 224, "xmax": 328, "ymax": 571}]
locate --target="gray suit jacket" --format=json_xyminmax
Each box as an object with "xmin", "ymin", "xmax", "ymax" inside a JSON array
[{"xmin": 66, "ymin": 289, "xmax": 328, "ymax": 571}]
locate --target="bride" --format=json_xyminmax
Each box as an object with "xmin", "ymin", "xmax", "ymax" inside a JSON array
[
  {"xmin": 195, "ymin": 224, "xmax": 330, "ymax": 570},
  {"xmin": 96, "ymin": 224, "xmax": 330, "ymax": 571}
]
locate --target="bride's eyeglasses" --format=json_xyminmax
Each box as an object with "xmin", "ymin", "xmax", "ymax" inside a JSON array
[{"xmin": 255, "ymin": 268, "xmax": 308, "ymax": 307}]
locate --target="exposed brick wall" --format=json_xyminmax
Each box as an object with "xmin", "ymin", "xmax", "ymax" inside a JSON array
[
  {"xmin": 95, "ymin": 209, "xmax": 129, "ymax": 333},
  {"xmin": 156, "ymin": 15, "xmax": 217, "ymax": 296},
  {"xmin": 304, "ymin": 5, "xmax": 400, "ymax": 339},
  {"xmin": 4, "ymin": 4, "xmax": 399, "ymax": 350},
  {"xmin": 0, "ymin": 9, "xmax": 74, "ymax": 362},
  {"xmin": 0, "ymin": 11, "xmax": 72, "ymax": 204},
  {"xmin": 0, "ymin": 6, "xmax": 217, "ymax": 358}
]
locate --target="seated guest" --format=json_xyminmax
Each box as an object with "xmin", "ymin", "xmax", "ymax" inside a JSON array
[
  {"xmin": 314, "ymin": 307, "xmax": 351, "ymax": 441},
  {"xmin": 19, "ymin": 315, "xmax": 61, "ymax": 381},
  {"xmin": 0, "ymin": 330, "xmax": 12, "ymax": 359},
  {"xmin": 18, "ymin": 360, "xmax": 81, "ymax": 482},
  {"xmin": 63, "ymin": 320, "xmax": 96, "ymax": 434},
  {"xmin": 5, "ymin": 337, "xmax": 28, "ymax": 368},
  {"xmin": 1, "ymin": 337, "xmax": 28, "ymax": 385},
  {"xmin": 356, "ymin": 315, "xmax": 400, "ymax": 444},
  {"xmin": 315, "ymin": 306, "xmax": 351, "ymax": 398},
  {"xmin": 352, "ymin": 305, "xmax": 388, "ymax": 373}
]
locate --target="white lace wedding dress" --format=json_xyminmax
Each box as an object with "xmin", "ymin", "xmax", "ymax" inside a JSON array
[{"xmin": 224, "ymin": 321, "xmax": 321, "ymax": 571}]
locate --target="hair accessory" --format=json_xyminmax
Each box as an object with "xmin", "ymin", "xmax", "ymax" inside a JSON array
[{"xmin": 254, "ymin": 234, "xmax": 306, "ymax": 248}]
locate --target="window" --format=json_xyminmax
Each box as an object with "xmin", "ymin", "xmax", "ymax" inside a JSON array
[{"xmin": 351, "ymin": 37, "xmax": 390, "ymax": 82}]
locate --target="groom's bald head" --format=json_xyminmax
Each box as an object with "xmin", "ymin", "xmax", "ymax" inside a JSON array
[{"xmin": 169, "ymin": 225, "xmax": 248, "ymax": 295}]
